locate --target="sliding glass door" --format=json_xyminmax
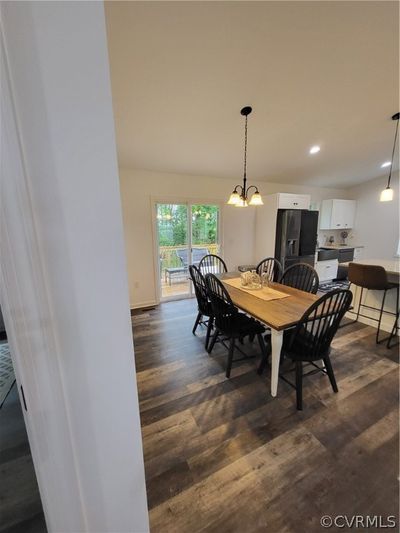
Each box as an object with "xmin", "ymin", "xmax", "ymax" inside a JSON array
[{"xmin": 156, "ymin": 202, "xmax": 221, "ymax": 301}]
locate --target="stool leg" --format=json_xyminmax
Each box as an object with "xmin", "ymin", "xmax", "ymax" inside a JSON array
[
  {"xmin": 376, "ymin": 289, "xmax": 388, "ymax": 344},
  {"xmin": 356, "ymin": 287, "xmax": 363, "ymax": 321},
  {"xmin": 387, "ymin": 285, "xmax": 399, "ymax": 349}
]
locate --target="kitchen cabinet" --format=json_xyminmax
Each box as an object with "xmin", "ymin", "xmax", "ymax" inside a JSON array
[
  {"xmin": 315, "ymin": 259, "xmax": 339, "ymax": 282},
  {"xmin": 338, "ymin": 248, "xmax": 354, "ymax": 263},
  {"xmin": 353, "ymin": 247, "xmax": 364, "ymax": 260},
  {"xmin": 277, "ymin": 193, "xmax": 310, "ymax": 210},
  {"xmin": 320, "ymin": 199, "xmax": 356, "ymax": 230}
]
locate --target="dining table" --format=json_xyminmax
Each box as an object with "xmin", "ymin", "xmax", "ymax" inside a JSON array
[{"xmin": 220, "ymin": 272, "xmax": 319, "ymax": 397}]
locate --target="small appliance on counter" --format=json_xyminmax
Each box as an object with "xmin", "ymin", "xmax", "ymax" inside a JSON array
[{"xmin": 340, "ymin": 231, "xmax": 349, "ymax": 245}]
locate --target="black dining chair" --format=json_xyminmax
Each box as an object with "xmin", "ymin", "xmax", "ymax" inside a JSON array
[
  {"xmin": 199, "ymin": 254, "xmax": 228, "ymax": 276},
  {"xmin": 189, "ymin": 265, "xmax": 214, "ymax": 350},
  {"xmin": 256, "ymin": 257, "xmax": 283, "ymax": 282},
  {"xmin": 280, "ymin": 263, "xmax": 319, "ymax": 294},
  {"xmin": 258, "ymin": 288, "xmax": 353, "ymax": 410},
  {"xmin": 205, "ymin": 274, "xmax": 268, "ymax": 377}
]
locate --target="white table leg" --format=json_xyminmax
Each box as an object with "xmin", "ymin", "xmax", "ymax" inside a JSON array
[{"xmin": 270, "ymin": 329, "xmax": 283, "ymax": 397}]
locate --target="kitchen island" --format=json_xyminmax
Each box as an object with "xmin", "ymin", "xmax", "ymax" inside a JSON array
[{"xmin": 344, "ymin": 258, "xmax": 399, "ymax": 334}]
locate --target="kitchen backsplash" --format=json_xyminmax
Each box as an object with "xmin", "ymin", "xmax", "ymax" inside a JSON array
[{"xmin": 317, "ymin": 229, "xmax": 356, "ymax": 247}]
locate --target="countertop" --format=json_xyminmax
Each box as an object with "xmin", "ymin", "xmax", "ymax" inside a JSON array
[
  {"xmin": 343, "ymin": 258, "xmax": 400, "ymax": 275},
  {"xmin": 320, "ymin": 244, "xmax": 364, "ymax": 250}
]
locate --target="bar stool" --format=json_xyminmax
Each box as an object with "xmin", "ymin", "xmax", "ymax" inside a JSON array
[{"xmin": 346, "ymin": 263, "xmax": 399, "ymax": 346}]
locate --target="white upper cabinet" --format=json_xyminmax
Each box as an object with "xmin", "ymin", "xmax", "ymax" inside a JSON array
[
  {"xmin": 320, "ymin": 199, "xmax": 356, "ymax": 230},
  {"xmin": 277, "ymin": 193, "xmax": 310, "ymax": 210}
]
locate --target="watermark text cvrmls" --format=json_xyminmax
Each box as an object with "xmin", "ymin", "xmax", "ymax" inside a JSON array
[{"xmin": 320, "ymin": 515, "xmax": 397, "ymax": 528}]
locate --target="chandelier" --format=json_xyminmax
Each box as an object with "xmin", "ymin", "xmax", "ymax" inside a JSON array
[{"xmin": 227, "ymin": 106, "xmax": 263, "ymax": 207}]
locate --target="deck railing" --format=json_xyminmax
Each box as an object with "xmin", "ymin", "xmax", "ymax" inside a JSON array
[{"xmin": 159, "ymin": 244, "xmax": 219, "ymax": 273}]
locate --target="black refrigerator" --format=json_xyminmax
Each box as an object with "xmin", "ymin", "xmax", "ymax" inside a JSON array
[{"xmin": 274, "ymin": 209, "xmax": 319, "ymax": 270}]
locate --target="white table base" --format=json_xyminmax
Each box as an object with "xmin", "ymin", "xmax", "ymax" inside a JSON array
[{"xmin": 270, "ymin": 329, "xmax": 283, "ymax": 396}]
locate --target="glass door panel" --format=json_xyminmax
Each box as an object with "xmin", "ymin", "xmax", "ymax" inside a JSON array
[
  {"xmin": 156, "ymin": 203, "xmax": 221, "ymax": 301},
  {"xmin": 157, "ymin": 203, "xmax": 190, "ymax": 300},
  {"xmin": 191, "ymin": 204, "xmax": 220, "ymax": 265}
]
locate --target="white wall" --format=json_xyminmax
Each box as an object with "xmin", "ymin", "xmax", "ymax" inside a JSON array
[
  {"xmin": 348, "ymin": 172, "xmax": 400, "ymax": 258},
  {"xmin": 1, "ymin": 2, "xmax": 149, "ymax": 532},
  {"xmin": 344, "ymin": 173, "xmax": 399, "ymax": 333},
  {"xmin": 120, "ymin": 168, "xmax": 349, "ymax": 308}
]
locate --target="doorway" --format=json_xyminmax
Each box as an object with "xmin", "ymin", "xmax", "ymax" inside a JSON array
[{"xmin": 156, "ymin": 202, "xmax": 221, "ymax": 301}]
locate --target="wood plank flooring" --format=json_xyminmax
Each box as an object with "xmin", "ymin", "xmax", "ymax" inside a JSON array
[
  {"xmin": 0, "ymin": 386, "xmax": 46, "ymax": 533},
  {"xmin": 132, "ymin": 298, "xmax": 399, "ymax": 533}
]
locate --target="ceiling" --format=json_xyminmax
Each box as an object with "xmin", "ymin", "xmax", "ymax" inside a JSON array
[{"xmin": 105, "ymin": 1, "xmax": 399, "ymax": 188}]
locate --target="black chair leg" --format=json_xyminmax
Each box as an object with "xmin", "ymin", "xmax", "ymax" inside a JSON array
[
  {"xmin": 226, "ymin": 337, "xmax": 235, "ymax": 378},
  {"xmin": 205, "ymin": 316, "xmax": 214, "ymax": 351},
  {"xmin": 323, "ymin": 355, "xmax": 338, "ymax": 393},
  {"xmin": 257, "ymin": 355, "xmax": 268, "ymax": 375},
  {"xmin": 256, "ymin": 333, "xmax": 269, "ymax": 375},
  {"xmin": 192, "ymin": 311, "xmax": 202, "ymax": 335},
  {"xmin": 207, "ymin": 328, "xmax": 219, "ymax": 354},
  {"xmin": 295, "ymin": 361, "xmax": 303, "ymax": 410}
]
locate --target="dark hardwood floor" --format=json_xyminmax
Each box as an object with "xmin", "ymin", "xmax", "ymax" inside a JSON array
[
  {"xmin": 132, "ymin": 298, "xmax": 399, "ymax": 533},
  {"xmin": 0, "ymin": 386, "xmax": 46, "ymax": 533}
]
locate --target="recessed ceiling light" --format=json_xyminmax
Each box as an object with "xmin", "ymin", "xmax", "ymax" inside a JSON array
[
  {"xmin": 381, "ymin": 161, "xmax": 391, "ymax": 168},
  {"xmin": 309, "ymin": 145, "xmax": 320, "ymax": 154}
]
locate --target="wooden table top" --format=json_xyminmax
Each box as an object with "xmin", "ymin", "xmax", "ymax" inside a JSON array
[{"xmin": 220, "ymin": 273, "xmax": 319, "ymax": 331}]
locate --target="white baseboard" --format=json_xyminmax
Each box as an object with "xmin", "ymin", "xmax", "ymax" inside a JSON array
[{"xmin": 130, "ymin": 300, "xmax": 158, "ymax": 311}]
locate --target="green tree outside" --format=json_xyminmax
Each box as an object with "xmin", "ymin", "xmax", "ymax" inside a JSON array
[{"xmin": 157, "ymin": 204, "xmax": 219, "ymax": 246}]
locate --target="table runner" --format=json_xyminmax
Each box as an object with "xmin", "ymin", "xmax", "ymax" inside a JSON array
[{"xmin": 223, "ymin": 277, "xmax": 290, "ymax": 302}]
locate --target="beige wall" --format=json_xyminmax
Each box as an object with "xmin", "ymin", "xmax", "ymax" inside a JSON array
[
  {"xmin": 345, "ymin": 173, "xmax": 399, "ymax": 333},
  {"xmin": 120, "ymin": 168, "xmax": 349, "ymax": 308},
  {"xmin": 348, "ymin": 172, "xmax": 400, "ymax": 258}
]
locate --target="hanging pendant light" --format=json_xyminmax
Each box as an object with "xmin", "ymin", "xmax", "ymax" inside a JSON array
[
  {"xmin": 380, "ymin": 112, "xmax": 399, "ymax": 202},
  {"xmin": 227, "ymin": 106, "xmax": 263, "ymax": 207}
]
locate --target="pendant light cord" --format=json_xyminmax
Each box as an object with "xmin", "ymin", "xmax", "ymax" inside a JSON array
[
  {"xmin": 243, "ymin": 115, "xmax": 248, "ymax": 185},
  {"xmin": 388, "ymin": 116, "xmax": 399, "ymax": 188}
]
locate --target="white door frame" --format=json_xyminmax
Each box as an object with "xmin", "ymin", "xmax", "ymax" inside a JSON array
[
  {"xmin": 151, "ymin": 197, "xmax": 223, "ymax": 304},
  {"xmin": 1, "ymin": 3, "xmax": 149, "ymax": 532}
]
